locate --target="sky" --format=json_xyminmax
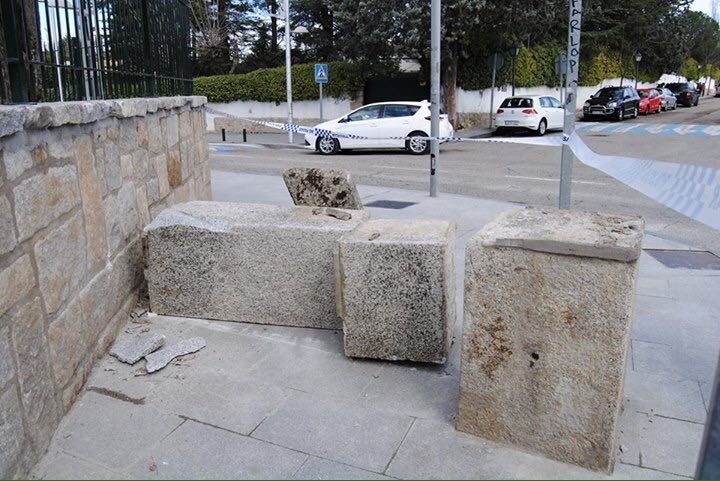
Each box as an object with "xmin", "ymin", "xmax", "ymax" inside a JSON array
[{"xmin": 692, "ymin": 0, "xmax": 716, "ymax": 18}]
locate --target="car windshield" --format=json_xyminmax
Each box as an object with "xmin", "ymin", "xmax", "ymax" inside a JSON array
[
  {"xmin": 638, "ymin": 91, "xmax": 650, "ymax": 98},
  {"xmin": 500, "ymin": 98, "xmax": 533, "ymax": 108},
  {"xmin": 594, "ymin": 88, "xmax": 622, "ymax": 98},
  {"xmin": 665, "ymin": 83, "xmax": 686, "ymax": 92}
]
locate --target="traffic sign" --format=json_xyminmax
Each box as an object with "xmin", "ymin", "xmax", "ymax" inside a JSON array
[
  {"xmin": 486, "ymin": 53, "xmax": 504, "ymax": 71},
  {"xmin": 554, "ymin": 52, "xmax": 568, "ymax": 76},
  {"xmin": 314, "ymin": 63, "xmax": 328, "ymax": 84}
]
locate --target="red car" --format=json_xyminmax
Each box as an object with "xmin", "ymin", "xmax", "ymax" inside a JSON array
[{"xmin": 637, "ymin": 88, "xmax": 662, "ymax": 114}]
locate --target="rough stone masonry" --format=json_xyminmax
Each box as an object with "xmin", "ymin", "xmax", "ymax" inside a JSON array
[
  {"xmin": 457, "ymin": 207, "xmax": 644, "ymax": 473},
  {"xmin": 336, "ymin": 219, "xmax": 456, "ymax": 363},
  {"xmin": 145, "ymin": 201, "xmax": 369, "ymax": 329}
]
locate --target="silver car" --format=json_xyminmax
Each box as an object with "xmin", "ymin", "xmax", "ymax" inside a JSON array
[{"xmin": 658, "ymin": 87, "xmax": 678, "ymax": 111}]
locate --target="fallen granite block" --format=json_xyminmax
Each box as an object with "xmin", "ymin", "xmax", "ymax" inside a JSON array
[
  {"xmin": 145, "ymin": 337, "xmax": 206, "ymax": 373},
  {"xmin": 110, "ymin": 333, "xmax": 166, "ymax": 364},
  {"xmin": 336, "ymin": 219, "xmax": 456, "ymax": 363},
  {"xmin": 457, "ymin": 207, "xmax": 644, "ymax": 473},
  {"xmin": 283, "ymin": 167, "xmax": 363, "ymax": 210},
  {"xmin": 145, "ymin": 201, "xmax": 369, "ymax": 328}
]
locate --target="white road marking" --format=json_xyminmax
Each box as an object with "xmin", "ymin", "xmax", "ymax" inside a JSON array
[
  {"xmin": 379, "ymin": 165, "xmax": 450, "ymax": 173},
  {"xmin": 504, "ymin": 174, "xmax": 607, "ymax": 186}
]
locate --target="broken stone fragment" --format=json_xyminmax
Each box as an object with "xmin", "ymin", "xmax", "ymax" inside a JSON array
[
  {"xmin": 283, "ymin": 167, "xmax": 363, "ymax": 210},
  {"xmin": 110, "ymin": 333, "xmax": 166, "ymax": 365},
  {"xmin": 312, "ymin": 207, "xmax": 352, "ymax": 221},
  {"xmin": 144, "ymin": 337, "xmax": 206, "ymax": 373}
]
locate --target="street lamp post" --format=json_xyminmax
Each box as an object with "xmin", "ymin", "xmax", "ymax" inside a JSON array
[
  {"xmin": 634, "ymin": 51, "xmax": 642, "ymax": 89},
  {"xmin": 511, "ymin": 43, "xmax": 520, "ymax": 96},
  {"xmin": 283, "ymin": 0, "xmax": 293, "ymax": 143}
]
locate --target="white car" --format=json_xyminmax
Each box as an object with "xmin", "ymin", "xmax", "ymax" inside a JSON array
[
  {"xmin": 305, "ymin": 101, "xmax": 454, "ymax": 155},
  {"xmin": 494, "ymin": 95, "xmax": 565, "ymax": 136}
]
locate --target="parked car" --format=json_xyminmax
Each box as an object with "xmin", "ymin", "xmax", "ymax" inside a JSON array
[
  {"xmin": 494, "ymin": 96, "xmax": 564, "ymax": 136},
  {"xmin": 637, "ymin": 88, "xmax": 662, "ymax": 115},
  {"xmin": 657, "ymin": 87, "xmax": 678, "ymax": 110},
  {"xmin": 665, "ymin": 82, "xmax": 700, "ymax": 107},
  {"xmin": 305, "ymin": 101, "xmax": 454, "ymax": 155},
  {"xmin": 583, "ymin": 87, "xmax": 640, "ymax": 121}
]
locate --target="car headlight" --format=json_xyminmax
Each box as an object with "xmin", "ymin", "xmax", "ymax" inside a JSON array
[
  {"xmin": 607, "ymin": 101, "xmax": 618, "ymax": 108},
  {"xmin": 584, "ymin": 102, "xmax": 590, "ymax": 107}
]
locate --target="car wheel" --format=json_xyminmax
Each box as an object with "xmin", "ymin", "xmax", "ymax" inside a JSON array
[
  {"xmin": 616, "ymin": 108, "xmax": 625, "ymax": 121},
  {"xmin": 535, "ymin": 119, "xmax": 547, "ymax": 136},
  {"xmin": 316, "ymin": 136, "xmax": 340, "ymax": 155},
  {"xmin": 406, "ymin": 131, "xmax": 430, "ymax": 155}
]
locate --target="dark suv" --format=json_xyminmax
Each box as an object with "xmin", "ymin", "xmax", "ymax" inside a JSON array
[
  {"xmin": 663, "ymin": 82, "xmax": 700, "ymax": 107},
  {"xmin": 583, "ymin": 87, "xmax": 640, "ymax": 121}
]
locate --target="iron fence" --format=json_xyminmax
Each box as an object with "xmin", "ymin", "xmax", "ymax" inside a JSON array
[{"xmin": 0, "ymin": 0, "xmax": 192, "ymax": 104}]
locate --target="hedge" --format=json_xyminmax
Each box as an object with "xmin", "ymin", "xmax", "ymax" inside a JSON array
[{"xmin": 193, "ymin": 61, "xmax": 365, "ymax": 103}]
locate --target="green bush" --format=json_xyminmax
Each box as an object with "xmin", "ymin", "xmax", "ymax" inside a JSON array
[
  {"xmin": 193, "ymin": 62, "xmax": 365, "ymax": 103},
  {"xmin": 679, "ymin": 58, "xmax": 700, "ymax": 80},
  {"xmin": 579, "ymin": 50, "xmax": 623, "ymax": 86}
]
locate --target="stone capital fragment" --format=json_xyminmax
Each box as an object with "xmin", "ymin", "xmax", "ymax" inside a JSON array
[
  {"xmin": 145, "ymin": 337, "xmax": 206, "ymax": 373},
  {"xmin": 110, "ymin": 333, "xmax": 166, "ymax": 365}
]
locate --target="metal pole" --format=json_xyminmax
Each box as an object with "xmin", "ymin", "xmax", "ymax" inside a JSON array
[
  {"xmin": 559, "ymin": 0, "xmax": 583, "ymax": 209},
  {"xmin": 284, "ymin": 0, "xmax": 293, "ymax": 143},
  {"xmin": 489, "ymin": 57, "xmax": 496, "ymax": 129},
  {"xmin": 429, "ymin": 0, "xmax": 441, "ymax": 197},
  {"xmin": 635, "ymin": 61, "xmax": 639, "ymax": 89},
  {"xmin": 319, "ymin": 82, "xmax": 323, "ymax": 121},
  {"xmin": 695, "ymin": 353, "xmax": 720, "ymax": 479},
  {"xmin": 512, "ymin": 55, "xmax": 516, "ymax": 96}
]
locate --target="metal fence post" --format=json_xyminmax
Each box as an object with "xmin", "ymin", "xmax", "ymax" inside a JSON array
[{"xmin": 429, "ymin": 0, "xmax": 441, "ymax": 198}]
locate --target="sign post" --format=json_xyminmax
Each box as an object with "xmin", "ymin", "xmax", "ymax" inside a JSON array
[
  {"xmin": 314, "ymin": 63, "xmax": 328, "ymax": 121},
  {"xmin": 559, "ymin": 0, "xmax": 583, "ymax": 209},
  {"xmin": 554, "ymin": 52, "xmax": 568, "ymax": 109},
  {"xmin": 429, "ymin": 0, "xmax": 441, "ymax": 197},
  {"xmin": 486, "ymin": 53, "xmax": 504, "ymax": 129}
]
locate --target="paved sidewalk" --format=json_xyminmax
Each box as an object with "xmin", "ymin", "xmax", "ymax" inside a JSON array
[{"xmin": 31, "ymin": 173, "xmax": 718, "ymax": 479}]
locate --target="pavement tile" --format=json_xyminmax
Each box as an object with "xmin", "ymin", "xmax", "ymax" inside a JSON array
[
  {"xmin": 611, "ymin": 463, "xmax": 691, "ymax": 480},
  {"xmin": 636, "ymin": 277, "xmax": 673, "ymax": 299},
  {"xmin": 359, "ymin": 362, "xmax": 459, "ymax": 422},
  {"xmin": 148, "ymin": 375, "xmax": 291, "ymax": 435},
  {"xmin": 54, "ymin": 391, "xmax": 183, "ymax": 471},
  {"xmin": 622, "ymin": 370, "xmax": 708, "ymax": 423},
  {"xmin": 632, "ymin": 339, "xmax": 718, "ymax": 384},
  {"xmin": 241, "ymin": 323, "xmax": 346, "ymax": 355},
  {"xmin": 699, "ymin": 381, "xmax": 713, "ymax": 412},
  {"xmin": 385, "ymin": 417, "xmax": 600, "ymax": 479},
  {"xmin": 251, "ymin": 392, "xmax": 413, "ymax": 473},
  {"xmin": 30, "ymin": 449, "xmax": 127, "ymax": 479},
  {"xmin": 127, "ymin": 419, "xmax": 307, "ymax": 479},
  {"xmin": 292, "ymin": 457, "xmax": 392, "ymax": 480},
  {"xmin": 616, "ymin": 410, "xmax": 704, "ymax": 477}
]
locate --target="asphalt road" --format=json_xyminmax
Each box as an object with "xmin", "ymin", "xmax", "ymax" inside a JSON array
[{"xmin": 210, "ymin": 96, "xmax": 720, "ymax": 253}]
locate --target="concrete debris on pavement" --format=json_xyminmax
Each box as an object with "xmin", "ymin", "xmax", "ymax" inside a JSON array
[
  {"xmin": 144, "ymin": 337, "xmax": 207, "ymax": 373},
  {"xmin": 109, "ymin": 333, "xmax": 166, "ymax": 365}
]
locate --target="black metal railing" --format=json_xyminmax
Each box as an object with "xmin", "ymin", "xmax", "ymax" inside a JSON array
[{"xmin": 0, "ymin": 0, "xmax": 192, "ymax": 104}]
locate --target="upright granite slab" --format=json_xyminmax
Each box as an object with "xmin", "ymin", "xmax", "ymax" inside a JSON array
[
  {"xmin": 457, "ymin": 207, "xmax": 644, "ymax": 473},
  {"xmin": 336, "ymin": 219, "xmax": 456, "ymax": 363},
  {"xmin": 283, "ymin": 168, "xmax": 363, "ymax": 210},
  {"xmin": 145, "ymin": 201, "xmax": 369, "ymax": 329}
]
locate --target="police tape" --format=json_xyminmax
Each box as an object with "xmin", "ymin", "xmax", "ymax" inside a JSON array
[{"xmin": 206, "ymin": 107, "xmax": 720, "ymax": 231}]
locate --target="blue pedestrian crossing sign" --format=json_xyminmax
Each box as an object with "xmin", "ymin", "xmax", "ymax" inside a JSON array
[{"xmin": 314, "ymin": 64, "xmax": 329, "ymax": 84}]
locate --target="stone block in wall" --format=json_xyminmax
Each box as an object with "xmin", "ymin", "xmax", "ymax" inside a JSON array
[
  {"xmin": 152, "ymin": 153, "xmax": 171, "ymax": 199},
  {"xmin": 283, "ymin": 168, "xmax": 363, "ymax": 210},
  {"xmin": 3, "ymin": 149, "xmax": 32, "ymax": 181},
  {"xmin": 103, "ymin": 183, "xmax": 139, "ymax": 255},
  {"xmin": 118, "ymin": 120, "xmax": 137, "ymax": 152},
  {"xmin": 336, "ymin": 219, "xmax": 456, "ymax": 363},
  {"xmin": 10, "ymin": 298, "xmax": 59, "ymax": 454},
  {"xmin": 0, "ymin": 195, "xmax": 17, "ymax": 255},
  {"xmin": 146, "ymin": 201, "xmax": 369, "ymax": 329},
  {"xmin": 104, "ymin": 142, "xmax": 123, "ymax": 192},
  {"xmin": 0, "ymin": 325, "xmax": 14, "ymax": 390},
  {"xmin": 0, "ymin": 388, "xmax": 26, "ymax": 478},
  {"xmin": 457, "ymin": 207, "xmax": 644, "ymax": 472},
  {"xmin": 13, "ymin": 165, "xmax": 80, "ymax": 241},
  {"xmin": 166, "ymin": 150, "xmax": 182, "ymax": 188},
  {"xmin": 48, "ymin": 298, "xmax": 85, "ymax": 390},
  {"xmin": 34, "ymin": 213, "xmax": 87, "ymax": 314},
  {"xmin": 0, "ymin": 255, "xmax": 36, "ymax": 317},
  {"xmin": 147, "ymin": 116, "xmax": 163, "ymax": 154},
  {"xmin": 136, "ymin": 120, "xmax": 149, "ymax": 148},
  {"xmin": 166, "ymin": 115, "xmax": 179, "ymax": 147},
  {"xmin": 75, "ymin": 135, "xmax": 108, "ymax": 274}
]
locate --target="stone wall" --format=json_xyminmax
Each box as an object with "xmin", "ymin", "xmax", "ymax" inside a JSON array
[{"xmin": 0, "ymin": 96, "xmax": 210, "ymax": 478}]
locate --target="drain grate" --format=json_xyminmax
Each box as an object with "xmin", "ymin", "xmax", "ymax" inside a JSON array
[
  {"xmin": 365, "ymin": 200, "xmax": 418, "ymax": 210},
  {"xmin": 644, "ymin": 249, "xmax": 720, "ymax": 270}
]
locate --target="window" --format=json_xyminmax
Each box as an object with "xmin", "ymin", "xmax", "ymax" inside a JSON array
[
  {"xmin": 549, "ymin": 97, "xmax": 562, "ymax": 108},
  {"xmin": 595, "ymin": 88, "xmax": 623, "ymax": 98},
  {"xmin": 500, "ymin": 98, "xmax": 533, "ymax": 108},
  {"xmin": 539, "ymin": 97, "xmax": 551, "ymax": 108},
  {"xmin": 347, "ymin": 105, "xmax": 383, "ymax": 122},
  {"xmin": 383, "ymin": 104, "xmax": 420, "ymax": 118}
]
